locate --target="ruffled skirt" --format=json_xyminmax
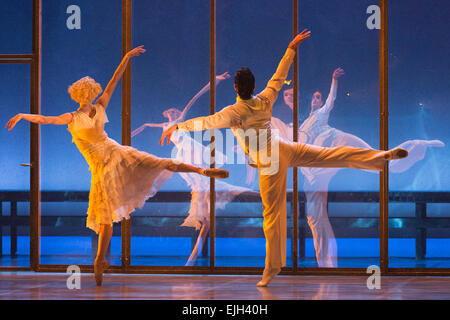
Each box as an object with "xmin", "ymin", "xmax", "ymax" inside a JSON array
[{"xmin": 82, "ymin": 137, "xmax": 174, "ymax": 233}]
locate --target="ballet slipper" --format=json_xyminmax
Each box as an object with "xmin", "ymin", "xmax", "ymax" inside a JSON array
[
  {"xmin": 94, "ymin": 260, "xmax": 110, "ymax": 286},
  {"xmin": 256, "ymin": 267, "xmax": 281, "ymax": 287},
  {"xmin": 427, "ymin": 140, "xmax": 445, "ymax": 147},
  {"xmin": 384, "ymin": 148, "xmax": 408, "ymax": 160},
  {"xmin": 201, "ymin": 168, "xmax": 229, "ymax": 179}
]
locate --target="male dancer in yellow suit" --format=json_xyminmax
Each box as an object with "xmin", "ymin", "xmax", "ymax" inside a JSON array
[{"xmin": 160, "ymin": 29, "xmax": 408, "ymax": 286}]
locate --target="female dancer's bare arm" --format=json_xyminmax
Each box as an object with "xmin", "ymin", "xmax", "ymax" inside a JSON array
[
  {"xmin": 6, "ymin": 112, "xmax": 73, "ymax": 131},
  {"xmin": 96, "ymin": 45, "xmax": 146, "ymax": 110}
]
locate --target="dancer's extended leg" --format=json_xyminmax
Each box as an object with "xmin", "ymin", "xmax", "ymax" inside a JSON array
[
  {"xmin": 305, "ymin": 191, "xmax": 337, "ymax": 268},
  {"xmin": 389, "ymin": 139, "xmax": 444, "ymax": 173},
  {"xmin": 286, "ymin": 142, "xmax": 407, "ymax": 170},
  {"xmin": 256, "ymin": 141, "xmax": 407, "ymax": 287},
  {"xmin": 257, "ymin": 164, "xmax": 288, "ymax": 287},
  {"xmin": 185, "ymin": 218, "xmax": 210, "ymax": 266},
  {"xmin": 94, "ymin": 224, "xmax": 112, "ymax": 286},
  {"xmin": 167, "ymin": 161, "xmax": 229, "ymax": 179}
]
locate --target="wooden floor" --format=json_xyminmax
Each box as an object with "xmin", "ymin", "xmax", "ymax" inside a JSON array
[{"xmin": 1, "ymin": 272, "xmax": 450, "ymax": 300}]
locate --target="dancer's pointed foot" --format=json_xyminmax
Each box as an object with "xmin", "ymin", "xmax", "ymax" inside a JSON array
[
  {"xmin": 201, "ymin": 168, "xmax": 229, "ymax": 179},
  {"xmin": 385, "ymin": 148, "xmax": 408, "ymax": 160},
  {"xmin": 427, "ymin": 140, "xmax": 445, "ymax": 148},
  {"xmin": 256, "ymin": 267, "xmax": 281, "ymax": 287},
  {"xmin": 185, "ymin": 258, "xmax": 196, "ymax": 267},
  {"xmin": 94, "ymin": 259, "xmax": 110, "ymax": 286},
  {"xmin": 185, "ymin": 252, "xmax": 198, "ymax": 266}
]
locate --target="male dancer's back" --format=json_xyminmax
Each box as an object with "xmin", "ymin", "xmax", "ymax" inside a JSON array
[{"xmin": 160, "ymin": 29, "xmax": 407, "ymax": 286}]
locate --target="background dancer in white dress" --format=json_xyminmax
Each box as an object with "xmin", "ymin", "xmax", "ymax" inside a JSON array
[
  {"xmin": 271, "ymin": 70, "xmax": 444, "ymax": 268},
  {"xmin": 132, "ymin": 72, "xmax": 255, "ymax": 266},
  {"xmin": 5, "ymin": 46, "xmax": 229, "ymax": 285},
  {"xmin": 160, "ymin": 29, "xmax": 409, "ymax": 286}
]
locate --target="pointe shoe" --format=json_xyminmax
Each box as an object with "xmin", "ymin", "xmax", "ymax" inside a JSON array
[
  {"xmin": 201, "ymin": 168, "xmax": 229, "ymax": 179},
  {"xmin": 94, "ymin": 260, "xmax": 110, "ymax": 286},
  {"xmin": 385, "ymin": 148, "xmax": 408, "ymax": 160},
  {"xmin": 256, "ymin": 267, "xmax": 281, "ymax": 287}
]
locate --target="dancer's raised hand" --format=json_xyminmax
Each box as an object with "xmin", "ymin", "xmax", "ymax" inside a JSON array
[
  {"xmin": 126, "ymin": 45, "xmax": 146, "ymax": 58},
  {"xmin": 288, "ymin": 29, "xmax": 311, "ymax": 50},
  {"xmin": 5, "ymin": 114, "xmax": 22, "ymax": 131},
  {"xmin": 216, "ymin": 72, "xmax": 231, "ymax": 81},
  {"xmin": 333, "ymin": 68, "xmax": 345, "ymax": 80},
  {"xmin": 160, "ymin": 124, "xmax": 177, "ymax": 146},
  {"xmin": 97, "ymin": 45, "xmax": 147, "ymax": 110}
]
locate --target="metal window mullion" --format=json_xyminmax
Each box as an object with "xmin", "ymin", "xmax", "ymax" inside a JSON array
[
  {"xmin": 379, "ymin": 0, "xmax": 389, "ymax": 274},
  {"xmin": 0, "ymin": 59, "xmax": 32, "ymax": 64},
  {"xmin": 209, "ymin": 0, "xmax": 216, "ymax": 272},
  {"xmin": 30, "ymin": 0, "xmax": 42, "ymax": 271},
  {"xmin": 292, "ymin": 0, "xmax": 299, "ymax": 272},
  {"xmin": 121, "ymin": 0, "xmax": 132, "ymax": 271}
]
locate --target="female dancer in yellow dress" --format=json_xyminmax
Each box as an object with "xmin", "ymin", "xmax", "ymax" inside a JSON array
[{"xmin": 5, "ymin": 46, "xmax": 228, "ymax": 285}]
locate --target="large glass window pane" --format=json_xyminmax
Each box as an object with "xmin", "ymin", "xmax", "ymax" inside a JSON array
[
  {"xmin": 298, "ymin": 0, "xmax": 380, "ymax": 268},
  {"xmin": 130, "ymin": 0, "xmax": 211, "ymax": 266},
  {"xmin": 388, "ymin": 0, "xmax": 450, "ymax": 268},
  {"xmin": 0, "ymin": 64, "xmax": 31, "ymax": 267},
  {"xmin": 216, "ymin": 0, "xmax": 294, "ymax": 268},
  {"xmin": 0, "ymin": 0, "xmax": 32, "ymax": 54},
  {"xmin": 40, "ymin": 0, "xmax": 122, "ymax": 266}
]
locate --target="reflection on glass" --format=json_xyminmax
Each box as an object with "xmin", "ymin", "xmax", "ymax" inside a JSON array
[
  {"xmin": 130, "ymin": 0, "xmax": 213, "ymax": 267},
  {"xmin": 132, "ymin": 73, "xmax": 254, "ymax": 266},
  {"xmin": 272, "ymin": 69, "xmax": 443, "ymax": 268},
  {"xmin": 388, "ymin": 0, "xmax": 449, "ymax": 268}
]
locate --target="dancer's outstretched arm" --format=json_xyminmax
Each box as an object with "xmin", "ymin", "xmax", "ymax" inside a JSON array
[
  {"xmin": 178, "ymin": 72, "xmax": 231, "ymax": 122},
  {"xmin": 322, "ymin": 68, "xmax": 345, "ymax": 113},
  {"xmin": 160, "ymin": 31, "xmax": 311, "ymax": 146},
  {"xmin": 258, "ymin": 29, "xmax": 311, "ymax": 105},
  {"xmin": 132, "ymin": 72, "xmax": 230, "ymax": 138},
  {"xmin": 131, "ymin": 122, "xmax": 165, "ymax": 137},
  {"xmin": 96, "ymin": 45, "xmax": 146, "ymax": 110},
  {"xmin": 6, "ymin": 112, "xmax": 73, "ymax": 130},
  {"xmin": 160, "ymin": 104, "xmax": 241, "ymax": 146}
]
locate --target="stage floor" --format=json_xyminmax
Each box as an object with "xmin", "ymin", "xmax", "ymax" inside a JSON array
[{"xmin": 1, "ymin": 272, "xmax": 450, "ymax": 300}]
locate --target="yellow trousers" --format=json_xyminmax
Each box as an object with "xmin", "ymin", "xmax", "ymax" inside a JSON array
[{"xmin": 259, "ymin": 140, "xmax": 388, "ymax": 269}]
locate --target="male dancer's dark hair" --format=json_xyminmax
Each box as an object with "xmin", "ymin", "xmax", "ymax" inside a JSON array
[{"xmin": 234, "ymin": 67, "xmax": 255, "ymax": 100}]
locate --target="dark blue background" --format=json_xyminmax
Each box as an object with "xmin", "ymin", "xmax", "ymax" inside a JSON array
[{"xmin": 0, "ymin": 0, "xmax": 449, "ymax": 267}]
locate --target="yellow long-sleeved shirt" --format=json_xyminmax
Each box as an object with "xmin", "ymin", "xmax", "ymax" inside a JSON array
[{"xmin": 177, "ymin": 47, "xmax": 296, "ymax": 168}]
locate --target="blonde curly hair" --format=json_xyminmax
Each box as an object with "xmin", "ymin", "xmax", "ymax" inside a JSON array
[{"xmin": 68, "ymin": 76, "xmax": 103, "ymax": 104}]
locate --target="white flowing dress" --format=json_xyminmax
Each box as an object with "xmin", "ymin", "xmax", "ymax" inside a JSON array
[
  {"xmin": 272, "ymin": 101, "xmax": 444, "ymax": 268},
  {"xmin": 68, "ymin": 104, "xmax": 174, "ymax": 233},
  {"xmin": 163, "ymin": 121, "xmax": 253, "ymax": 230}
]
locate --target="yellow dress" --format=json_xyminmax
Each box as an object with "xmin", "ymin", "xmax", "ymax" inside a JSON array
[{"xmin": 68, "ymin": 104, "xmax": 174, "ymax": 233}]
